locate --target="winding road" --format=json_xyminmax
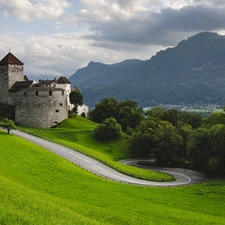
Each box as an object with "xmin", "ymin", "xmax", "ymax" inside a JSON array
[{"xmin": 12, "ymin": 129, "xmax": 207, "ymax": 187}]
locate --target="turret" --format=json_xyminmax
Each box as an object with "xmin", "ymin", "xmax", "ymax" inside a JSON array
[{"xmin": 0, "ymin": 52, "xmax": 24, "ymax": 104}]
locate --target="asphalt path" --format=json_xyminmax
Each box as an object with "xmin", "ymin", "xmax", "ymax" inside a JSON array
[{"xmin": 12, "ymin": 129, "xmax": 207, "ymax": 187}]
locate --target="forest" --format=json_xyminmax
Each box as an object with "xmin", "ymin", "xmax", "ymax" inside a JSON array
[{"xmin": 89, "ymin": 98, "xmax": 225, "ymax": 176}]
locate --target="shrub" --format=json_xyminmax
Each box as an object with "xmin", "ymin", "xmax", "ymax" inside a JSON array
[{"xmin": 94, "ymin": 117, "xmax": 122, "ymax": 140}]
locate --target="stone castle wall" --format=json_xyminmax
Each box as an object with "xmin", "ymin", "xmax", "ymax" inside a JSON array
[
  {"xmin": 0, "ymin": 64, "xmax": 24, "ymax": 104},
  {"xmin": 8, "ymin": 64, "xmax": 24, "ymax": 89},
  {"xmin": 12, "ymin": 89, "xmax": 68, "ymax": 128}
]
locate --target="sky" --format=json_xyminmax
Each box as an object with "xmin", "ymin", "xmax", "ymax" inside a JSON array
[{"xmin": 1, "ymin": 0, "xmax": 225, "ymax": 80}]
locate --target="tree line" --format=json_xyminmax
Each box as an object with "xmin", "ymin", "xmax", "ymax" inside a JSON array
[{"xmin": 89, "ymin": 98, "xmax": 225, "ymax": 176}]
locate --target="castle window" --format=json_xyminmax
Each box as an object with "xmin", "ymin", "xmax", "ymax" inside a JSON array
[
  {"xmin": 49, "ymin": 90, "xmax": 52, "ymax": 96},
  {"xmin": 62, "ymin": 91, "xmax": 64, "ymax": 96},
  {"xmin": 35, "ymin": 90, "xmax": 38, "ymax": 96},
  {"xmin": 60, "ymin": 103, "xmax": 63, "ymax": 106},
  {"xmin": 24, "ymin": 91, "xmax": 26, "ymax": 97},
  {"xmin": 55, "ymin": 110, "xmax": 59, "ymax": 113}
]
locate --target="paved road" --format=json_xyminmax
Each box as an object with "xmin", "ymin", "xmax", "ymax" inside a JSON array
[
  {"xmin": 121, "ymin": 159, "xmax": 207, "ymax": 186},
  {"xmin": 12, "ymin": 130, "xmax": 207, "ymax": 187}
]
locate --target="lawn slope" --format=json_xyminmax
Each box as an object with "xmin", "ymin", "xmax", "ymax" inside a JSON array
[{"xmin": 1, "ymin": 131, "xmax": 225, "ymax": 225}]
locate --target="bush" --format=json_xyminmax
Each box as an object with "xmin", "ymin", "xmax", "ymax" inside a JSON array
[{"xmin": 94, "ymin": 117, "xmax": 122, "ymax": 140}]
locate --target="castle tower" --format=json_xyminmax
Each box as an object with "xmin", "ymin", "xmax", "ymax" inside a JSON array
[{"xmin": 0, "ymin": 52, "xmax": 24, "ymax": 104}]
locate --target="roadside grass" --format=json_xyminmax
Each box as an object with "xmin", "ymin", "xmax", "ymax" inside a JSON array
[
  {"xmin": 1, "ymin": 131, "xmax": 225, "ymax": 225},
  {"xmin": 19, "ymin": 116, "xmax": 172, "ymax": 182}
]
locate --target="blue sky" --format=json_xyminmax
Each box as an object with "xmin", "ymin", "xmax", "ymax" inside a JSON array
[{"xmin": 0, "ymin": 0, "xmax": 225, "ymax": 80}]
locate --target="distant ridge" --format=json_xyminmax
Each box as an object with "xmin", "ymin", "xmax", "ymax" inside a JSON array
[{"xmin": 69, "ymin": 32, "xmax": 225, "ymax": 108}]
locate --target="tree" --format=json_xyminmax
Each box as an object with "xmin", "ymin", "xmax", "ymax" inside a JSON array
[
  {"xmin": 146, "ymin": 107, "xmax": 203, "ymax": 129},
  {"xmin": 0, "ymin": 118, "xmax": 16, "ymax": 134},
  {"xmin": 187, "ymin": 127, "xmax": 211, "ymax": 172},
  {"xmin": 208, "ymin": 124, "xmax": 225, "ymax": 175},
  {"xmin": 128, "ymin": 118, "xmax": 161, "ymax": 158},
  {"xmin": 205, "ymin": 112, "xmax": 225, "ymax": 126},
  {"xmin": 128, "ymin": 131, "xmax": 155, "ymax": 158},
  {"xmin": 161, "ymin": 109, "xmax": 181, "ymax": 126},
  {"xmin": 69, "ymin": 90, "xmax": 83, "ymax": 115},
  {"xmin": 89, "ymin": 99, "xmax": 144, "ymax": 133},
  {"xmin": 186, "ymin": 113, "xmax": 203, "ymax": 129},
  {"xmin": 117, "ymin": 100, "xmax": 144, "ymax": 132},
  {"xmin": 153, "ymin": 121, "xmax": 184, "ymax": 166},
  {"xmin": 89, "ymin": 98, "xmax": 118, "ymax": 123},
  {"xmin": 146, "ymin": 107, "xmax": 165, "ymax": 120},
  {"xmin": 94, "ymin": 117, "xmax": 122, "ymax": 140}
]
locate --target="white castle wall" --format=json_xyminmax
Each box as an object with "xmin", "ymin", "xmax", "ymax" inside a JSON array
[
  {"xmin": 77, "ymin": 104, "xmax": 89, "ymax": 118},
  {"xmin": 56, "ymin": 83, "xmax": 72, "ymax": 110}
]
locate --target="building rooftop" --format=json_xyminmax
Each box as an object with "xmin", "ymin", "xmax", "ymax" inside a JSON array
[
  {"xmin": 18, "ymin": 86, "xmax": 65, "ymax": 92},
  {"xmin": 72, "ymin": 86, "xmax": 81, "ymax": 93},
  {"xmin": 0, "ymin": 52, "xmax": 24, "ymax": 65},
  {"xmin": 9, "ymin": 81, "xmax": 33, "ymax": 92},
  {"xmin": 38, "ymin": 79, "xmax": 57, "ymax": 85},
  {"xmin": 57, "ymin": 76, "xmax": 71, "ymax": 84}
]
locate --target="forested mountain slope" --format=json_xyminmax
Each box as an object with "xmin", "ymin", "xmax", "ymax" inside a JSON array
[{"xmin": 69, "ymin": 32, "xmax": 225, "ymax": 108}]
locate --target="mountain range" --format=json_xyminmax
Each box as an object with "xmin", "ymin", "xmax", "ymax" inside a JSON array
[{"xmin": 69, "ymin": 32, "xmax": 225, "ymax": 108}]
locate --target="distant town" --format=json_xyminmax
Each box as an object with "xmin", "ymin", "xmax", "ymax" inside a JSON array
[{"xmin": 143, "ymin": 103, "xmax": 224, "ymax": 114}]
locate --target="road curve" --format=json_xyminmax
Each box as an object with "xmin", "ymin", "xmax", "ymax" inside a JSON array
[
  {"xmin": 120, "ymin": 159, "xmax": 207, "ymax": 186},
  {"xmin": 12, "ymin": 130, "xmax": 207, "ymax": 187}
]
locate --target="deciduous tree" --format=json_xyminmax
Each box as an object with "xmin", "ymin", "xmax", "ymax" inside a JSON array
[
  {"xmin": 94, "ymin": 117, "xmax": 122, "ymax": 140},
  {"xmin": 89, "ymin": 98, "xmax": 118, "ymax": 123},
  {"xmin": 69, "ymin": 90, "xmax": 83, "ymax": 115},
  {"xmin": 0, "ymin": 118, "xmax": 16, "ymax": 134}
]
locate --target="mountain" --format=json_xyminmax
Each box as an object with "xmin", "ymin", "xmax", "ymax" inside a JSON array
[{"xmin": 69, "ymin": 32, "xmax": 225, "ymax": 108}]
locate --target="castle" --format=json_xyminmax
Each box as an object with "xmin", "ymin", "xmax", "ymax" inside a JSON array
[{"xmin": 0, "ymin": 52, "xmax": 88, "ymax": 128}]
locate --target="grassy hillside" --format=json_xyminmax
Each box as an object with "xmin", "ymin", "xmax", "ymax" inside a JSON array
[
  {"xmin": 1, "ymin": 130, "xmax": 225, "ymax": 225},
  {"xmin": 19, "ymin": 116, "xmax": 172, "ymax": 182}
]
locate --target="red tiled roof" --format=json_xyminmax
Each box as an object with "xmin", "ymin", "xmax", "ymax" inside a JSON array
[
  {"xmin": 0, "ymin": 52, "xmax": 24, "ymax": 65},
  {"xmin": 57, "ymin": 76, "xmax": 71, "ymax": 84}
]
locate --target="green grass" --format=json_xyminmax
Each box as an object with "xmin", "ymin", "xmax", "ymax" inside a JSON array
[
  {"xmin": 1, "ymin": 131, "xmax": 225, "ymax": 225},
  {"xmin": 18, "ymin": 116, "xmax": 172, "ymax": 182}
]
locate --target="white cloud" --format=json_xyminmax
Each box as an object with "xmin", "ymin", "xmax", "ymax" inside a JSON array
[
  {"xmin": 1, "ymin": 29, "xmax": 161, "ymax": 79},
  {"xmin": 66, "ymin": 0, "xmax": 224, "ymax": 47},
  {"xmin": 1, "ymin": 0, "xmax": 225, "ymax": 80},
  {"xmin": 0, "ymin": 0, "xmax": 71, "ymax": 21}
]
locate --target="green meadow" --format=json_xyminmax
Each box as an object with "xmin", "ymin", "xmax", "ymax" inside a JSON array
[{"xmin": 0, "ymin": 117, "xmax": 225, "ymax": 224}]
